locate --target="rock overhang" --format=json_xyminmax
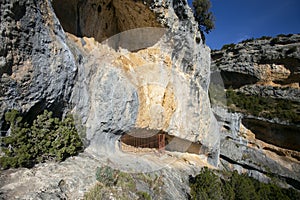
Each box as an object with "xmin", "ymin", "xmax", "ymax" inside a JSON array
[
  {"xmin": 52, "ymin": 0, "xmax": 162, "ymax": 43},
  {"xmin": 0, "ymin": 0, "xmax": 220, "ymax": 167}
]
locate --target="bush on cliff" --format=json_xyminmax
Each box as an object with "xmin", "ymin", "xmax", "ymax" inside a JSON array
[
  {"xmin": 189, "ymin": 167, "xmax": 223, "ymax": 199},
  {"xmin": 189, "ymin": 169, "xmax": 300, "ymax": 200},
  {"xmin": 192, "ymin": 0, "xmax": 215, "ymax": 42},
  {"xmin": 0, "ymin": 110, "xmax": 83, "ymax": 169},
  {"xmin": 84, "ymin": 166, "xmax": 160, "ymax": 199},
  {"xmin": 225, "ymin": 88, "xmax": 299, "ymax": 124}
]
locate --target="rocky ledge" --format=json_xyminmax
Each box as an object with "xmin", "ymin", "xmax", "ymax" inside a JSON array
[{"xmin": 211, "ymin": 34, "xmax": 300, "ymax": 190}]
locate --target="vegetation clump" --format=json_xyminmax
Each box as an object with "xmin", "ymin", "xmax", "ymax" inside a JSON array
[
  {"xmin": 192, "ymin": 0, "xmax": 215, "ymax": 42},
  {"xmin": 221, "ymin": 43, "xmax": 236, "ymax": 50},
  {"xmin": 226, "ymin": 88, "xmax": 299, "ymax": 124},
  {"xmin": 0, "ymin": 110, "xmax": 83, "ymax": 169},
  {"xmin": 259, "ymin": 36, "xmax": 272, "ymax": 40},
  {"xmin": 190, "ymin": 167, "xmax": 300, "ymax": 200},
  {"xmin": 270, "ymin": 38, "xmax": 280, "ymax": 46},
  {"xmin": 209, "ymin": 83, "xmax": 299, "ymax": 124},
  {"xmin": 240, "ymin": 37, "xmax": 255, "ymax": 43},
  {"xmin": 286, "ymin": 46, "xmax": 297, "ymax": 55},
  {"xmin": 85, "ymin": 166, "xmax": 164, "ymax": 200}
]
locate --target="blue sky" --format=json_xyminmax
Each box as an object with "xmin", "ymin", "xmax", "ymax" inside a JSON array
[{"xmin": 188, "ymin": 0, "xmax": 300, "ymax": 50}]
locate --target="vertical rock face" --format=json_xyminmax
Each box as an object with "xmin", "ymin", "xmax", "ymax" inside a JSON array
[
  {"xmin": 0, "ymin": 0, "xmax": 221, "ymax": 198},
  {"xmin": 211, "ymin": 34, "xmax": 300, "ymax": 88},
  {"xmin": 0, "ymin": 0, "xmax": 219, "ymax": 164},
  {"xmin": 0, "ymin": 0, "xmax": 76, "ymax": 131},
  {"xmin": 211, "ymin": 34, "xmax": 300, "ymax": 189},
  {"xmin": 67, "ymin": 0, "xmax": 219, "ymax": 165}
]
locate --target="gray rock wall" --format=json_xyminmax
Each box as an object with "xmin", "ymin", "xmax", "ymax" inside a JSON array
[
  {"xmin": 0, "ymin": 0, "xmax": 220, "ymax": 165},
  {"xmin": 0, "ymin": 0, "xmax": 76, "ymax": 130},
  {"xmin": 68, "ymin": 0, "xmax": 220, "ymax": 165},
  {"xmin": 211, "ymin": 34, "xmax": 300, "ymax": 88},
  {"xmin": 211, "ymin": 34, "xmax": 300, "ymax": 189},
  {"xmin": 0, "ymin": 0, "xmax": 221, "ymax": 198}
]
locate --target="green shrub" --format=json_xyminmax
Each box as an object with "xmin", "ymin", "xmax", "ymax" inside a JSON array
[
  {"xmin": 192, "ymin": 0, "xmax": 215, "ymax": 35},
  {"xmin": 189, "ymin": 169, "xmax": 300, "ymax": 200},
  {"xmin": 0, "ymin": 110, "xmax": 83, "ymax": 169},
  {"xmin": 241, "ymin": 37, "xmax": 254, "ymax": 43},
  {"xmin": 259, "ymin": 36, "xmax": 272, "ymax": 40},
  {"xmin": 225, "ymin": 89, "xmax": 299, "ymax": 123},
  {"xmin": 286, "ymin": 46, "xmax": 297, "ymax": 55},
  {"xmin": 221, "ymin": 180, "xmax": 235, "ymax": 200},
  {"xmin": 137, "ymin": 191, "xmax": 152, "ymax": 200},
  {"xmin": 270, "ymin": 38, "xmax": 279, "ymax": 46},
  {"xmin": 229, "ymin": 171, "xmax": 258, "ymax": 200},
  {"xmin": 190, "ymin": 167, "xmax": 223, "ymax": 200},
  {"xmin": 85, "ymin": 167, "xmax": 164, "ymax": 199},
  {"xmin": 276, "ymin": 34, "xmax": 291, "ymax": 37},
  {"xmin": 221, "ymin": 43, "xmax": 236, "ymax": 50},
  {"xmin": 83, "ymin": 183, "xmax": 104, "ymax": 200},
  {"xmin": 95, "ymin": 166, "xmax": 116, "ymax": 186}
]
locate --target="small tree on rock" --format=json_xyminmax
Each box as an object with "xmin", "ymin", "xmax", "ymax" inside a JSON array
[{"xmin": 192, "ymin": 0, "xmax": 215, "ymax": 42}]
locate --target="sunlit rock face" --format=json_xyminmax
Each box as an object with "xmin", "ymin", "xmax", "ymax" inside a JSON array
[
  {"xmin": 211, "ymin": 34, "xmax": 300, "ymax": 87},
  {"xmin": 211, "ymin": 34, "xmax": 300, "ymax": 189},
  {"xmin": 0, "ymin": 0, "xmax": 224, "ymax": 198},
  {"xmin": 67, "ymin": 0, "xmax": 220, "ymax": 165},
  {"xmin": 0, "ymin": 0, "xmax": 220, "ymax": 165}
]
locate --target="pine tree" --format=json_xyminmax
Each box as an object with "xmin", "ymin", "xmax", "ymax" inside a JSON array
[
  {"xmin": 192, "ymin": 0, "xmax": 215, "ymax": 42},
  {"xmin": 0, "ymin": 110, "xmax": 83, "ymax": 169}
]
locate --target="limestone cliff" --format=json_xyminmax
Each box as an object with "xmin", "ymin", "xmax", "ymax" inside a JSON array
[
  {"xmin": 211, "ymin": 34, "xmax": 300, "ymax": 190},
  {"xmin": 0, "ymin": 0, "xmax": 77, "ymax": 130},
  {"xmin": 0, "ymin": 0, "xmax": 219, "ymax": 198},
  {"xmin": 68, "ymin": 15, "xmax": 219, "ymax": 167},
  {"xmin": 1, "ymin": 0, "xmax": 218, "ymax": 157}
]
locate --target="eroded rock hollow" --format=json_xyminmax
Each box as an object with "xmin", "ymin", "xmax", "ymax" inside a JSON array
[{"xmin": 52, "ymin": 0, "xmax": 162, "ymax": 42}]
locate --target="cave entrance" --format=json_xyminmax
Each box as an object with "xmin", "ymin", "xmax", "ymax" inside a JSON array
[
  {"xmin": 121, "ymin": 129, "xmax": 166, "ymax": 153},
  {"xmin": 121, "ymin": 128, "xmax": 207, "ymax": 155},
  {"xmin": 52, "ymin": 0, "xmax": 162, "ymax": 43}
]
